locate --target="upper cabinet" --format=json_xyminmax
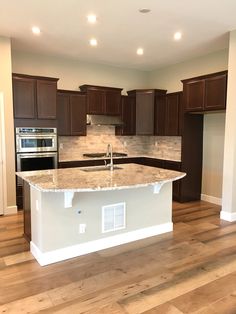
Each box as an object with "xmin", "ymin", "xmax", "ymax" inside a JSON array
[
  {"xmin": 127, "ymin": 89, "xmax": 167, "ymax": 135},
  {"xmin": 57, "ymin": 90, "xmax": 87, "ymax": 136},
  {"xmin": 79, "ymin": 85, "xmax": 122, "ymax": 115},
  {"xmin": 13, "ymin": 73, "xmax": 59, "ymax": 121},
  {"xmin": 155, "ymin": 92, "xmax": 183, "ymax": 136},
  {"xmin": 182, "ymin": 71, "xmax": 227, "ymax": 112},
  {"xmin": 115, "ymin": 95, "xmax": 136, "ymax": 136}
]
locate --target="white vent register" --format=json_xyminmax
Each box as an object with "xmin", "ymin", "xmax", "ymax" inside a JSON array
[{"xmin": 102, "ymin": 202, "xmax": 126, "ymax": 233}]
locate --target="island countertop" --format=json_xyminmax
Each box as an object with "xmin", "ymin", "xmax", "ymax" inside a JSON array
[{"xmin": 16, "ymin": 163, "xmax": 186, "ymax": 192}]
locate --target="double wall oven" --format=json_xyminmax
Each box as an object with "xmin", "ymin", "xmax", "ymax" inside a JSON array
[{"xmin": 16, "ymin": 127, "xmax": 58, "ymax": 183}]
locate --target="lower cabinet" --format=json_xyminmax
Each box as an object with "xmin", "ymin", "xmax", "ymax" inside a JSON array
[
  {"xmin": 23, "ymin": 181, "xmax": 31, "ymax": 242},
  {"xmin": 162, "ymin": 160, "xmax": 181, "ymax": 201},
  {"xmin": 57, "ymin": 90, "xmax": 87, "ymax": 136}
]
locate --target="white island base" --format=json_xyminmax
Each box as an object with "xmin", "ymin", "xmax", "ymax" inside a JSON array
[{"xmin": 30, "ymin": 182, "xmax": 173, "ymax": 266}]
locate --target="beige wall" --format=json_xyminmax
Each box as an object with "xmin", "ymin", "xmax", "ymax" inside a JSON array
[
  {"xmin": 0, "ymin": 37, "xmax": 16, "ymax": 213},
  {"xmin": 148, "ymin": 50, "xmax": 228, "ymax": 200},
  {"xmin": 202, "ymin": 113, "xmax": 225, "ymax": 200},
  {"xmin": 12, "ymin": 51, "xmax": 149, "ymax": 93},
  {"xmin": 148, "ymin": 49, "xmax": 228, "ymax": 92},
  {"xmin": 222, "ymin": 30, "xmax": 236, "ymax": 216}
]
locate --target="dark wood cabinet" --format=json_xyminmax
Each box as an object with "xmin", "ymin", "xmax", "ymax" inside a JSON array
[
  {"xmin": 154, "ymin": 95, "xmax": 166, "ymax": 136},
  {"xmin": 105, "ymin": 90, "xmax": 121, "ymax": 115},
  {"xmin": 13, "ymin": 73, "xmax": 59, "ymax": 123},
  {"xmin": 115, "ymin": 95, "xmax": 136, "ymax": 135},
  {"xmin": 13, "ymin": 77, "xmax": 36, "ymax": 119},
  {"xmin": 127, "ymin": 89, "xmax": 167, "ymax": 135},
  {"xmin": 204, "ymin": 74, "xmax": 227, "ymax": 110},
  {"xmin": 57, "ymin": 90, "xmax": 87, "ymax": 136},
  {"xmin": 180, "ymin": 113, "xmax": 204, "ymax": 202},
  {"xmin": 163, "ymin": 160, "xmax": 181, "ymax": 201},
  {"xmin": 23, "ymin": 181, "xmax": 31, "ymax": 242},
  {"xmin": 79, "ymin": 85, "xmax": 122, "ymax": 115},
  {"xmin": 182, "ymin": 71, "xmax": 227, "ymax": 112},
  {"xmin": 155, "ymin": 92, "xmax": 182, "ymax": 136},
  {"xmin": 165, "ymin": 93, "xmax": 181, "ymax": 135},
  {"xmin": 36, "ymin": 80, "xmax": 57, "ymax": 119}
]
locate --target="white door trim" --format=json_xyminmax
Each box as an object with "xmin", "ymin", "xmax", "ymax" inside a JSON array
[{"xmin": 0, "ymin": 92, "xmax": 7, "ymax": 215}]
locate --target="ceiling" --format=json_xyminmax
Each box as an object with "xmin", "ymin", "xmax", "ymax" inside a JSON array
[{"xmin": 0, "ymin": 0, "xmax": 236, "ymax": 70}]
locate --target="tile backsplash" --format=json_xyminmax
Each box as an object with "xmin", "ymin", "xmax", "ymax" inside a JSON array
[{"xmin": 59, "ymin": 125, "xmax": 181, "ymax": 162}]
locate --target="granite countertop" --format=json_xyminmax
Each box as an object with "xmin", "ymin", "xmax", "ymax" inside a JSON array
[{"xmin": 16, "ymin": 163, "xmax": 186, "ymax": 192}]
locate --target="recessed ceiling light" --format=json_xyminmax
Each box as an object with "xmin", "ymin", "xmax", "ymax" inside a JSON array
[
  {"xmin": 139, "ymin": 8, "xmax": 151, "ymax": 13},
  {"xmin": 32, "ymin": 26, "xmax": 41, "ymax": 35},
  {"xmin": 174, "ymin": 32, "xmax": 182, "ymax": 41},
  {"xmin": 87, "ymin": 14, "xmax": 97, "ymax": 24},
  {"xmin": 137, "ymin": 48, "xmax": 144, "ymax": 55},
  {"xmin": 89, "ymin": 38, "xmax": 98, "ymax": 46}
]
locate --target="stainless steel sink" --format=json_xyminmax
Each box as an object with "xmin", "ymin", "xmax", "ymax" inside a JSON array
[{"xmin": 80, "ymin": 165, "xmax": 123, "ymax": 172}]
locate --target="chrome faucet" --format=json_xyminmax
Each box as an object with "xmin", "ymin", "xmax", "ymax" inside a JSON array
[{"xmin": 106, "ymin": 143, "xmax": 114, "ymax": 170}]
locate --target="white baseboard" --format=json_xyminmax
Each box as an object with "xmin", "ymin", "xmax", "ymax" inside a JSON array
[
  {"xmin": 201, "ymin": 194, "xmax": 222, "ymax": 205},
  {"xmin": 4, "ymin": 205, "xmax": 17, "ymax": 215},
  {"xmin": 30, "ymin": 222, "xmax": 173, "ymax": 266},
  {"xmin": 220, "ymin": 211, "xmax": 236, "ymax": 222}
]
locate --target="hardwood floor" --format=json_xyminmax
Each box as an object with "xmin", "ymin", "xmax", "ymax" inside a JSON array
[{"xmin": 1, "ymin": 201, "xmax": 236, "ymax": 313}]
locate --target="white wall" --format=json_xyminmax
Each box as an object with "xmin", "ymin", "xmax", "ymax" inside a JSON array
[
  {"xmin": 148, "ymin": 49, "xmax": 228, "ymax": 200},
  {"xmin": 12, "ymin": 51, "xmax": 149, "ymax": 93}
]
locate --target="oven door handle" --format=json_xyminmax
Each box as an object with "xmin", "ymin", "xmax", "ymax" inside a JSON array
[{"xmin": 17, "ymin": 153, "xmax": 57, "ymax": 158}]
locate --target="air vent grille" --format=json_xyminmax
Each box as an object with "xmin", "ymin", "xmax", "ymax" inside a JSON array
[{"xmin": 102, "ymin": 202, "xmax": 126, "ymax": 233}]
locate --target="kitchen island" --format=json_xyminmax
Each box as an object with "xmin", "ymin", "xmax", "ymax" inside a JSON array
[{"xmin": 17, "ymin": 164, "xmax": 185, "ymax": 266}]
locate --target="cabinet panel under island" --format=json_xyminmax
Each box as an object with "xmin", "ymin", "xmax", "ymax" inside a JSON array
[{"xmin": 17, "ymin": 164, "xmax": 185, "ymax": 266}]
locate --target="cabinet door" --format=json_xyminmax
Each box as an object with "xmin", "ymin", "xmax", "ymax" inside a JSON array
[
  {"xmin": 70, "ymin": 94, "xmax": 87, "ymax": 136},
  {"xmin": 136, "ymin": 92, "xmax": 154, "ymax": 135},
  {"xmin": 13, "ymin": 77, "xmax": 36, "ymax": 119},
  {"xmin": 165, "ymin": 94, "xmax": 179, "ymax": 136},
  {"xmin": 116, "ymin": 96, "xmax": 136, "ymax": 135},
  {"xmin": 36, "ymin": 80, "xmax": 57, "ymax": 119},
  {"xmin": 205, "ymin": 74, "xmax": 227, "ymax": 110},
  {"xmin": 87, "ymin": 89, "xmax": 105, "ymax": 114},
  {"xmin": 154, "ymin": 95, "xmax": 166, "ymax": 136},
  {"xmin": 105, "ymin": 90, "xmax": 121, "ymax": 115},
  {"xmin": 184, "ymin": 80, "xmax": 205, "ymax": 112},
  {"xmin": 57, "ymin": 94, "xmax": 71, "ymax": 136}
]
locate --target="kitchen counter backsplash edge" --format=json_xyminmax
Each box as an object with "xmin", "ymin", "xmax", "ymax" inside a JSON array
[{"xmin": 58, "ymin": 155, "xmax": 181, "ymax": 163}]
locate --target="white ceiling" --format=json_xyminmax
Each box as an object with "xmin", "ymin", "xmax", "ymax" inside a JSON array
[{"xmin": 0, "ymin": 0, "xmax": 235, "ymax": 70}]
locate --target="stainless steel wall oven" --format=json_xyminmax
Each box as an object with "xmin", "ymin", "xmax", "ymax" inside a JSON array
[{"xmin": 16, "ymin": 127, "xmax": 58, "ymax": 185}]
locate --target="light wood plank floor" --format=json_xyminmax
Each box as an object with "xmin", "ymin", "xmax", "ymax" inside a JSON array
[{"xmin": 1, "ymin": 201, "xmax": 236, "ymax": 313}]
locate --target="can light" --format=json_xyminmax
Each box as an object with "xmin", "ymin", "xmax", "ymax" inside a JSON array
[
  {"xmin": 89, "ymin": 38, "xmax": 98, "ymax": 46},
  {"xmin": 32, "ymin": 26, "xmax": 41, "ymax": 35},
  {"xmin": 174, "ymin": 32, "xmax": 182, "ymax": 41},
  {"xmin": 87, "ymin": 14, "xmax": 97, "ymax": 24},
  {"xmin": 137, "ymin": 48, "xmax": 144, "ymax": 55}
]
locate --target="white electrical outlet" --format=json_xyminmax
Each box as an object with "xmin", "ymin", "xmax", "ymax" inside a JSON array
[
  {"xmin": 123, "ymin": 141, "xmax": 127, "ymax": 147},
  {"xmin": 59, "ymin": 143, "xmax": 64, "ymax": 149},
  {"xmin": 155, "ymin": 141, "xmax": 158, "ymax": 147},
  {"xmin": 79, "ymin": 224, "xmax": 86, "ymax": 233}
]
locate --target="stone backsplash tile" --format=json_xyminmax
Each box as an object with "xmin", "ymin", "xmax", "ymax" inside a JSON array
[{"xmin": 59, "ymin": 126, "xmax": 181, "ymax": 162}]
